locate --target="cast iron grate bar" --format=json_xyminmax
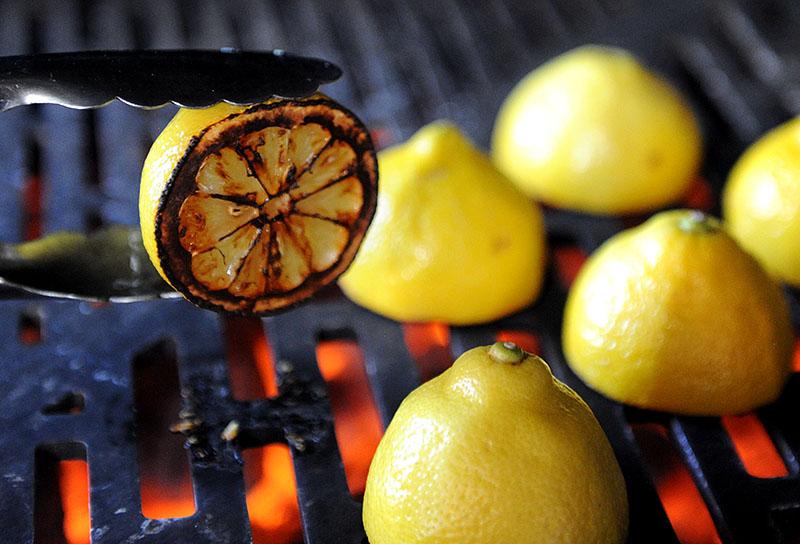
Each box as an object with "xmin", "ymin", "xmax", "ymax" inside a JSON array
[
  {"xmin": 265, "ymin": 315, "xmax": 365, "ymax": 542},
  {"xmin": 672, "ymin": 36, "xmax": 766, "ymax": 144},
  {"xmin": 362, "ymin": 0, "xmax": 451, "ymax": 129},
  {"xmin": 715, "ymin": 0, "xmax": 800, "ymax": 115}
]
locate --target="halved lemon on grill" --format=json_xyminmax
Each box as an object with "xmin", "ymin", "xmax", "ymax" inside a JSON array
[{"xmin": 140, "ymin": 95, "xmax": 377, "ymax": 314}]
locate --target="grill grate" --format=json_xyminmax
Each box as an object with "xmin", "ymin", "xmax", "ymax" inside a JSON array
[{"xmin": 0, "ymin": 0, "xmax": 799, "ymax": 542}]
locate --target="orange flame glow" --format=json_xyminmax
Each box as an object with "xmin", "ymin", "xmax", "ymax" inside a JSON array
[
  {"xmin": 722, "ymin": 414, "xmax": 788, "ymax": 478},
  {"xmin": 60, "ymin": 460, "xmax": 90, "ymax": 544},
  {"xmin": 22, "ymin": 174, "xmax": 43, "ymax": 241},
  {"xmin": 134, "ymin": 342, "xmax": 196, "ymax": 521},
  {"xmin": 227, "ymin": 317, "xmax": 383, "ymax": 543},
  {"xmin": 495, "ymin": 330, "xmax": 540, "ymax": 355},
  {"xmin": 633, "ymin": 423, "xmax": 722, "ymax": 544},
  {"xmin": 793, "ymin": 339, "xmax": 800, "ymax": 373},
  {"xmin": 682, "ymin": 177, "xmax": 714, "ymax": 212},
  {"xmin": 402, "ymin": 322, "xmax": 452, "ymax": 380},
  {"xmin": 243, "ymin": 445, "xmax": 303, "ymax": 544},
  {"xmin": 552, "ymin": 245, "xmax": 587, "ymax": 288},
  {"xmin": 227, "ymin": 316, "xmax": 301, "ymax": 543},
  {"xmin": 139, "ymin": 481, "xmax": 196, "ymax": 520},
  {"xmin": 316, "ymin": 339, "xmax": 384, "ymax": 497}
]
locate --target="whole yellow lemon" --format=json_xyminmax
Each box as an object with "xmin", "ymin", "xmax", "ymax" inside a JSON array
[
  {"xmin": 724, "ymin": 117, "xmax": 800, "ymax": 286},
  {"xmin": 563, "ymin": 209, "xmax": 793, "ymax": 415},
  {"xmin": 338, "ymin": 121, "xmax": 546, "ymax": 325},
  {"xmin": 492, "ymin": 45, "xmax": 702, "ymax": 215},
  {"xmin": 363, "ymin": 342, "xmax": 628, "ymax": 544}
]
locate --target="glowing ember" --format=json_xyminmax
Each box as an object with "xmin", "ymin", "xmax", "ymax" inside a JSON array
[
  {"xmin": 227, "ymin": 317, "xmax": 383, "ymax": 543},
  {"xmin": 495, "ymin": 331, "xmax": 541, "ymax": 355},
  {"xmin": 552, "ymin": 245, "xmax": 587, "ymax": 288},
  {"xmin": 226, "ymin": 315, "xmax": 279, "ymax": 399},
  {"xmin": 227, "ymin": 316, "xmax": 302, "ymax": 543},
  {"xmin": 682, "ymin": 177, "xmax": 714, "ymax": 211},
  {"xmin": 243, "ymin": 445, "xmax": 303, "ymax": 544},
  {"xmin": 402, "ymin": 322, "xmax": 453, "ymax": 380},
  {"xmin": 133, "ymin": 341, "xmax": 196, "ymax": 520},
  {"xmin": 722, "ymin": 414, "xmax": 788, "ymax": 478},
  {"xmin": 633, "ymin": 423, "xmax": 722, "ymax": 544},
  {"xmin": 793, "ymin": 339, "xmax": 800, "ymax": 373},
  {"xmin": 139, "ymin": 483, "xmax": 196, "ymax": 521},
  {"xmin": 23, "ymin": 173, "xmax": 43, "ymax": 241},
  {"xmin": 60, "ymin": 460, "xmax": 90, "ymax": 544},
  {"xmin": 316, "ymin": 339, "xmax": 383, "ymax": 497}
]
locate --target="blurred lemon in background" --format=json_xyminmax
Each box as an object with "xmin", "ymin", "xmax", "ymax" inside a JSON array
[
  {"xmin": 563, "ymin": 209, "xmax": 793, "ymax": 415},
  {"xmin": 492, "ymin": 45, "xmax": 702, "ymax": 215},
  {"xmin": 339, "ymin": 121, "xmax": 546, "ymax": 325},
  {"xmin": 724, "ymin": 117, "xmax": 800, "ymax": 286},
  {"xmin": 363, "ymin": 342, "xmax": 628, "ymax": 544}
]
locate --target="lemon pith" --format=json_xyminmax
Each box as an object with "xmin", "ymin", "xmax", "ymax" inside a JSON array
[
  {"xmin": 140, "ymin": 96, "xmax": 377, "ymax": 314},
  {"xmin": 723, "ymin": 117, "xmax": 800, "ymax": 286},
  {"xmin": 492, "ymin": 45, "xmax": 702, "ymax": 215},
  {"xmin": 363, "ymin": 343, "xmax": 628, "ymax": 543},
  {"xmin": 338, "ymin": 121, "xmax": 546, "ymax": 325},
  {"xmin": 563, "ymin": 209, "xmax": 793, "ymax": 415}
]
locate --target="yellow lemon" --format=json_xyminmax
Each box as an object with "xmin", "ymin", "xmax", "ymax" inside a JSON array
[
  {"xmin": 338, "ymin": 121, "xmax": 546, "ymax": 325},
  {"xmin": 363, "ymin": 341, "xmax": 628, "ymax": 544},
  {"xmin": 492, "ymin": 45, "xmax": 702, "ymax": 215},
  {"xmin": 724, "ymin": 117, "xmax": 800, "ymax": 286},
  {"xmin": 563, "ymin": 209, "xmax": 793, "ymax": 415},
  {"xmin": 139, "ymin": 96, "xmax": 377, "ymax": 314}
]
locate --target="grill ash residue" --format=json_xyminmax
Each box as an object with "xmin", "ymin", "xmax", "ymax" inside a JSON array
[{"xmin": 173, "ymin": 359, "xmax": 332, "ymax": 463}]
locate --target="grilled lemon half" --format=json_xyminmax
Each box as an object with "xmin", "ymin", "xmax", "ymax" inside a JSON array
[{"xmin": 140, "ymin": 96, "xmax": 377, "ymax": 314}]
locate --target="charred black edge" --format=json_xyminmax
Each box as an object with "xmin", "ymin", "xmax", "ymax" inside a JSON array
[{"xmin": 154, "ymin": 96, "xmax": 378, "ymax": 316}]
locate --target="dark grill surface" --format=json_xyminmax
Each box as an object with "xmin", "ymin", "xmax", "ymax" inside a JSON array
[{"xmin": 0, "ymin": 0, "xmax": 799, "ymax": 543}]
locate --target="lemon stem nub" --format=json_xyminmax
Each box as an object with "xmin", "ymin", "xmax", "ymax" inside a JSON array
[
  {"xmin": 678, "ymin": 210, "xmax": 720, "ymax": 234},
  {"xmin": 489, "ymin": 341, "xmax": 525, "ymax": 364}
]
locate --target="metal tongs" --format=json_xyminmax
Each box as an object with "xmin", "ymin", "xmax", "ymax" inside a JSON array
[{"xmin": 0, "ymin": 49, "xmax": 341, "ymax": 302}]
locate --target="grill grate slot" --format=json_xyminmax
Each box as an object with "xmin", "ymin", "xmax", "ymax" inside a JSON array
[
  {"xmin": 265, "ymin": 316, "xmax": 365, "ymax": 543},
  {"xmin": 132, "ymin": 339, "xmax": 196, "ymax": 520},
  {"xmin": 722, "ymin": 414, "xmax": 791, "ymax": 479},
  {"xmin": 760, "ymin": 377, "xmax": 800, "ymax": 471},
  {"xmin": 33, "ymin": 443, "xmax": 90, "ymax": 544}
]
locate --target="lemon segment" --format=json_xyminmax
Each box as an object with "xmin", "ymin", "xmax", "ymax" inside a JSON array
[
  {"xmin": 140, "ymin": 102, "xmax": 248, "ymax": 280},
  {"xmin": 363, "ymin": 343, "xmax": 628, "ymax": 544},
  {"xmin": 339, "ymin": 121, "xmax": 546, "ymax": 325},
  {"xmin": 492, "ymin": 45, "xmax": 702, "ymax": 215},
  {"xmin": 563, "ymin": 209, "xmax": 793, "ymax": 415},
  {"xmin": 189, "ymin": 224, "xmax": 259, "ymax": 291},
  {"xmin": 139, "ymin": 96, "xmax": 377, "ymax": 314},
  {"xmin": 723, "ymin": 117, "xmax": 800, "ymax": 286}
]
